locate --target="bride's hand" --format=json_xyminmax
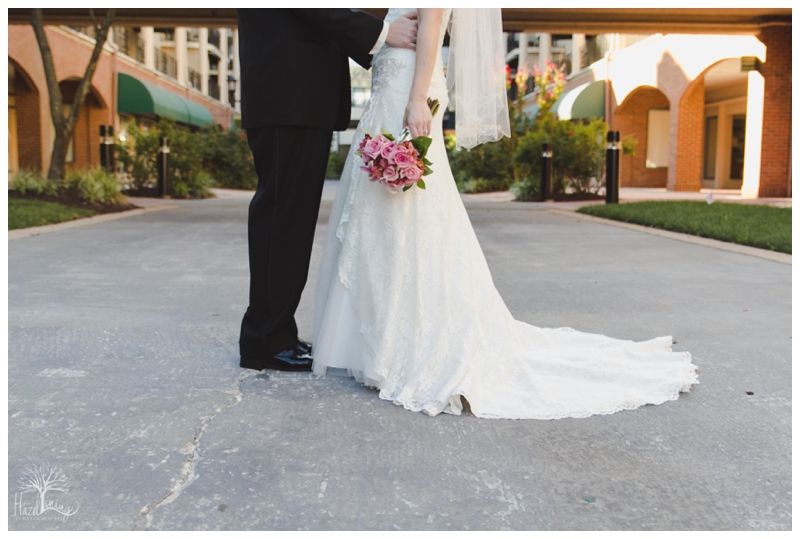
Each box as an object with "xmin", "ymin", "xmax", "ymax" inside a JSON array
[{"xmin": 403, "ymin": 98, "xmax": 432, "ymax": 139}]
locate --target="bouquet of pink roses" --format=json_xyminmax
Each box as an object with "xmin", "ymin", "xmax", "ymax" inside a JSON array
[{"xmin": 356, "ymin": 99, "xmax": 439, "ymax": 194}]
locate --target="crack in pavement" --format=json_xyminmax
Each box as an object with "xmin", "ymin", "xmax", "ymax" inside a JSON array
[{"xmin": 131, "ymin": 369, "xmax": 260, "ymax": 530}]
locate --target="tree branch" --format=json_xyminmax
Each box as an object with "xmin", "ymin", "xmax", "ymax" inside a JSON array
[
  {"xmin": 66, "ymin": 8, "xmax": 116, "ymax": 133},
  {"xmin": 31, "ymin": 8, "xmax": 64, "ymax": 134}
]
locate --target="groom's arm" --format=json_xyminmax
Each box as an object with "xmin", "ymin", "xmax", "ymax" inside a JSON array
[{"xmin": 291, "ymin": 9, "xmax": 401, "ymax": 69}]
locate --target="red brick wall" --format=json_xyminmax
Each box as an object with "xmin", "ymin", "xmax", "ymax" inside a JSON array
[
  {"xmin": 12, "ymin": 68, "xmax": 42, "ymax": 171},
  {"xmin": 9, "ymin": 24, "xmax": 238, "ymax": 174},
  {"xmin": 757, "ymin": 25, "xmax": 791, "ymax": 198},
  {"xmin": 672, "ymin": 78, "xmax": 705, "ymax": 191},
  {"xmin": 613, "ymin": 86, "xmax": 670, "ymax": 187}
]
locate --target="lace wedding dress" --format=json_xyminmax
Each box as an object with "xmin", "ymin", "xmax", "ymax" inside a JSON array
[{"xmin": 312, "ymin": 8, "xmax": 699, "ymax": 419}]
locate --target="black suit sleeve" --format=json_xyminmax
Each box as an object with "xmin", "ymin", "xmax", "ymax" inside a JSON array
[{"xmin": 291, "ymin": 8, "xmax": 385, "ymax": 69}]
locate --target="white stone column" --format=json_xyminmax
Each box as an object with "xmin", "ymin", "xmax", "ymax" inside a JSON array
[
  {"xmin": 538, "ymin": 33, "xmax": 551, "ymax": 73},
  {"xmin": 518, "ymin": 32, "xmax": 528, "ymax": 72},
  {"xmin": 218, "ymin": 27, "xmax": 229, "ymax": 105},
  {"xmin": 571, "ymin": 33, "xmax": 585, "ymax": 74},
  {"xmin": 175, "ymin": 27, "xmax": 188, "ymax": 85},
  {"xmin": 142, "ymin": 26, "xmax": 155, "ymax": 69},
  {"xmin": 741, "ymin": 70, "xmax": 765, "ymax": 199},
  {"xmin": 233, "ymin": 28, "xmax": 241, "ymax": 112},
  {"xmin": 199, "ymin": 28, "xmax": 209, "ymax": 95}
]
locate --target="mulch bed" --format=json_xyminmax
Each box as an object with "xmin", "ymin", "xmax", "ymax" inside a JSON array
[{"xmin": 8, "ymin": 188, "xmax": 141, "ymax": 215}]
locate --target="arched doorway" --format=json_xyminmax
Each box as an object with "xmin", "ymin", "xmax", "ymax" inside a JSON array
[
  {"xmin": 57, "ymin": 78, "xmax": 108, "ymax": 171},
  {"xmin": 8, "ymin": 59, "xmax": 41, "ymax": 178},
  {"xmin": 697, "ymin": 58, "xmax": 750, "ymax": 190},
  {"xmin": 613, "ymin": 86, "xmax": 670, "ymax": 188}
]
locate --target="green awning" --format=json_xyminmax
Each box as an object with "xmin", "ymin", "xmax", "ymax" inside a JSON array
[
  {"xmin": 523, "ymin": 80, "xmax": 606, "ymax": 121},
  {"xmin": 117, "ymin": 73, "xmax": 214, "ymax": 128}
]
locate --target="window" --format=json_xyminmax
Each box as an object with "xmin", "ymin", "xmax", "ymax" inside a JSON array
[
  {"xmin": 646, "ymin": 109, "xmax": 669, "ymax": 168},
  {"xmin": 703, "ymin": 117, "xmax": 718, "ymax": 179},
  {"xmin": 729, "ymin": 115, "xmax": 746, "ymax": 180}
]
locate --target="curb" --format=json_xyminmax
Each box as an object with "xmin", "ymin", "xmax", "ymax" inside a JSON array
[
  {"xmin": 8, "ymin": 204, "xmax": 179, "ymax": 241},
  {"xmin": 548, "ymin": 208, "xmax": 791, "ymax": 265}
]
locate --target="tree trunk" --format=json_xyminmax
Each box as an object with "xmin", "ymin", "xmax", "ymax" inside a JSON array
[{"xmin": 30, "ymin": 8, "xmax": 116, "ymax": 181}]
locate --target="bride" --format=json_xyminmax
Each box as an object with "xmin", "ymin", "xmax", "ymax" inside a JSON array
[{"xmin": 312, "ymin": 8, "xmax": 699, "ymax": 419}]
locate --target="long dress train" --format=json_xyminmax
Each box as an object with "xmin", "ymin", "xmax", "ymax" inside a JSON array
[{"xmin": 312, "ymin": 8, "xmax": 698, "ymax": 419}]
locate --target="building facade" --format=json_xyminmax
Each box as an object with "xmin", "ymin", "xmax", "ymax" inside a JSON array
[
  {"xmin": 8, "ymin": 22, "xmax": 241, "ymax": 178},
  {"xmin": 512, "ymin": 28, "xmax": 790, "ymax": 198}
]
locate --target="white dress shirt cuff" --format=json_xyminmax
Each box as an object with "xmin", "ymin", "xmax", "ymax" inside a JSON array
[{"xmin": 369, "ymin": 21, "xmax": 390, "ymax": 54}]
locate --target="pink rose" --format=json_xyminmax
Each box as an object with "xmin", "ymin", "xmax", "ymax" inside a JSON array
[
  {"xmin": 393, "ymin": 148, "xmax": 415, "ymax": 169},
  {"xmin": 364, "ymin": 134, "xmax": 389, "ymax": 159},
  {"xmin": 400, "ymin": 165, "xmax": 422, "ymax": 182},
  {"xmin": 383, "ymin": 165, "xmax": 399, "ymax": 182},
  {"xmin": 380, "ymin": 141, "xmax": 398, "ymax": 161}
]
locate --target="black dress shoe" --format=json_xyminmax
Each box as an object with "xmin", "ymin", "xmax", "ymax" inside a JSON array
[
  {"xmin": 240, "ymin": 344, "xmax": 313, "ymax": 372},
  {"xmin": 296, "ymin": 339, "xmax": 313, "ymax": 356}
]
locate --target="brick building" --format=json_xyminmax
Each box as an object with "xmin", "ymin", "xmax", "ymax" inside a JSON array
[
  {"xmin": 8, "ymin": 22, "xmax": 241, "ymax": 178},
  {"xmin": 513, "ymin": 29, "xmax": 791, "ymax": 198}
]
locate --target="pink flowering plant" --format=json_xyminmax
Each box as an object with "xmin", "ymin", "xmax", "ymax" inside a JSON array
[{"xmin": 356, "ymin": 98, "xmax": 439, "ymax": 194}]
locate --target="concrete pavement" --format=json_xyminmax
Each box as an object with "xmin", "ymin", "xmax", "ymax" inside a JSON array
[{"xmin": 8, "ymin": 184, "xmax": 791, "ymax": 530}]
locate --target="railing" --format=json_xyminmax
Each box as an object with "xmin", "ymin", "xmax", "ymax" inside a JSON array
[
  {"xmin": 113, "ymin": 27, "xmax": 146, "ymax": 64},
  {"xmin": 188, "ymin": 68, "xmax": 202, "ymax": 90},
  {"xmin": 155, "ymin": 47, "xmax": 178, "ymax": 79},
  {"xmin": 209, "ymin": 79, "xmax": 221, "ymax": 100}
]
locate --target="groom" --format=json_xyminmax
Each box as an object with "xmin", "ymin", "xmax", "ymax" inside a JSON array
[{"xmin": 237, "ymin": 9, "xmax": 418, "ymax": 371}]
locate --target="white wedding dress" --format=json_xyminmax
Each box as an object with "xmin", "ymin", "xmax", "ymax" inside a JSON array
[{"xmin": 312, "ymin": 8, "xmax": 699, "ymax": 419}]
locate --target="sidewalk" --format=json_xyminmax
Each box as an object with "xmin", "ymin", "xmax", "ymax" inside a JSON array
[{"xmin": 8, "ymin": 188, "xmax": 790, "ymax": 530}]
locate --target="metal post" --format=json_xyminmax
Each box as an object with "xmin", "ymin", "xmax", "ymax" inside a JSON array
[
  {"xmin": 540, "ymin": 142, "xmax": 553, "ymax": 201},
  {"xmin": 100, "ymin": 125, "xmax": 115, "ymax": 172},
  {"xmin": 605, "ymin": 130, "xmax": 620, "ymax": 204},
  {"xmin": 157, "ymin": 137, "xmax": 171, "ymax": 197}
]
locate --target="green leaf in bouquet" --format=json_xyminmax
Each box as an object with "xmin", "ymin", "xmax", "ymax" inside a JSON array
[
  {"xmin": 411, "ymin": 136, "xmax": 432, "ymax": 157},
  {"xmin": 417, "ymin": 179, "xmax": 426, "ymax": 189},
  {"xmin": 403, "ymin": 185, "xmax": 413, "ymax": 192},
  {"xmin": 422, "ymin": 157, "xmax": 432, "ymax": 166},
  {"xmin": 422, "ymin": 168, "xmax": 433, "ymax": 176}
]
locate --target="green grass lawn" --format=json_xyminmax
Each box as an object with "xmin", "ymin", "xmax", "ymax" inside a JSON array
[
  {"xmin": 8, "ymin": 198, "xmax": 96, "ymax": 230},
  {"xmin": 577, "ymin": 200, "xmax": 791, "ymax": 254}
]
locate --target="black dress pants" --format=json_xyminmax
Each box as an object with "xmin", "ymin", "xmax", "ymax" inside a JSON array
[{"xmin": 240, "ymin": 125, "xmax": 333, "ymax": 359}]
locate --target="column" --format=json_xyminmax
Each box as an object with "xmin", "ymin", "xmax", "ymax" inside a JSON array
[
  {"xmin": 199, "ymin": 28, "xmax": 209, "ymax": 95},
  {"xmin": 756, "ymin": 25, "xmax": 791, "ymax": 197},
  {"xmin": 571, "ymin": 33, "xmax": 585, "ymax": 74},
  {"xmin": 538, "ymin": 33, "xmax": 551, "ymax": 73},
  {"xmin": 175, "ymin": 27, "xmax": 187, "ymax": 85},
  {"xmin": 232, "ymin": 28, "xmax": 241, "ymax": 112},
  {"xmin": 141, "ymin": 26, "xmax": 155, "ymax": 69},
  {"xmin": 518, "ymin": 32, "xmax": 528, "ymax": 72},
  {"xmin": 218, "ymin": 27, "xmax": 229, "ymax": 105},
  {"xmin": 741, "ymin": 70, "xmax": 765, "ymax": 199}
]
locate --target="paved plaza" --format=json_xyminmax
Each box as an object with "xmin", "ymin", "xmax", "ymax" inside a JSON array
[{"xmin": 7, "ymin": 185, "xmax": 791, "ymax": 530}]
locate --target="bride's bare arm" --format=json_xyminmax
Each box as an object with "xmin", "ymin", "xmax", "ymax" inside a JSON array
[{"xmin": 403, "ymin": 8, "xmax": 444, "ymax": 138}]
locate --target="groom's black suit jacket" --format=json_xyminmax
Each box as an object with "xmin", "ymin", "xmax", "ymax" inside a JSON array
[{"xmin": 237, "ymin": 9, "xmax": 384, "ymax": 131}]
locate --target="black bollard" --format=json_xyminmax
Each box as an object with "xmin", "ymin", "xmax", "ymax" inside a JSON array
[
  {"xmin": 157, "ymin": 137, "xmax": 171, "ymax": 197},
  {"xmin": 540, "ymin": 142, "xmax": 553, "ymax": 202},
  {"xmin": 605, "ymin": 130, "xmax": 620, "ymax": 204}
]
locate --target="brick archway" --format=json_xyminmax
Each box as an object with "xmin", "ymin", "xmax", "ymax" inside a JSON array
[
  {"xmin": 8, "ymin": 59, "xmax": 42, "ymax": 173},
  {"xmin": 58, "ymin": 78, "xmax": 108, "ymax": 170},
  {"xmin": 613, "ymin": 86, "xmax": 670, "ymax": 188}
]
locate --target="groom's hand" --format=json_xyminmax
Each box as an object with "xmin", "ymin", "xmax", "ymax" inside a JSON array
[{"xmin": 385, "ymin": 12, "xmax": 418, "ymax": 50}]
